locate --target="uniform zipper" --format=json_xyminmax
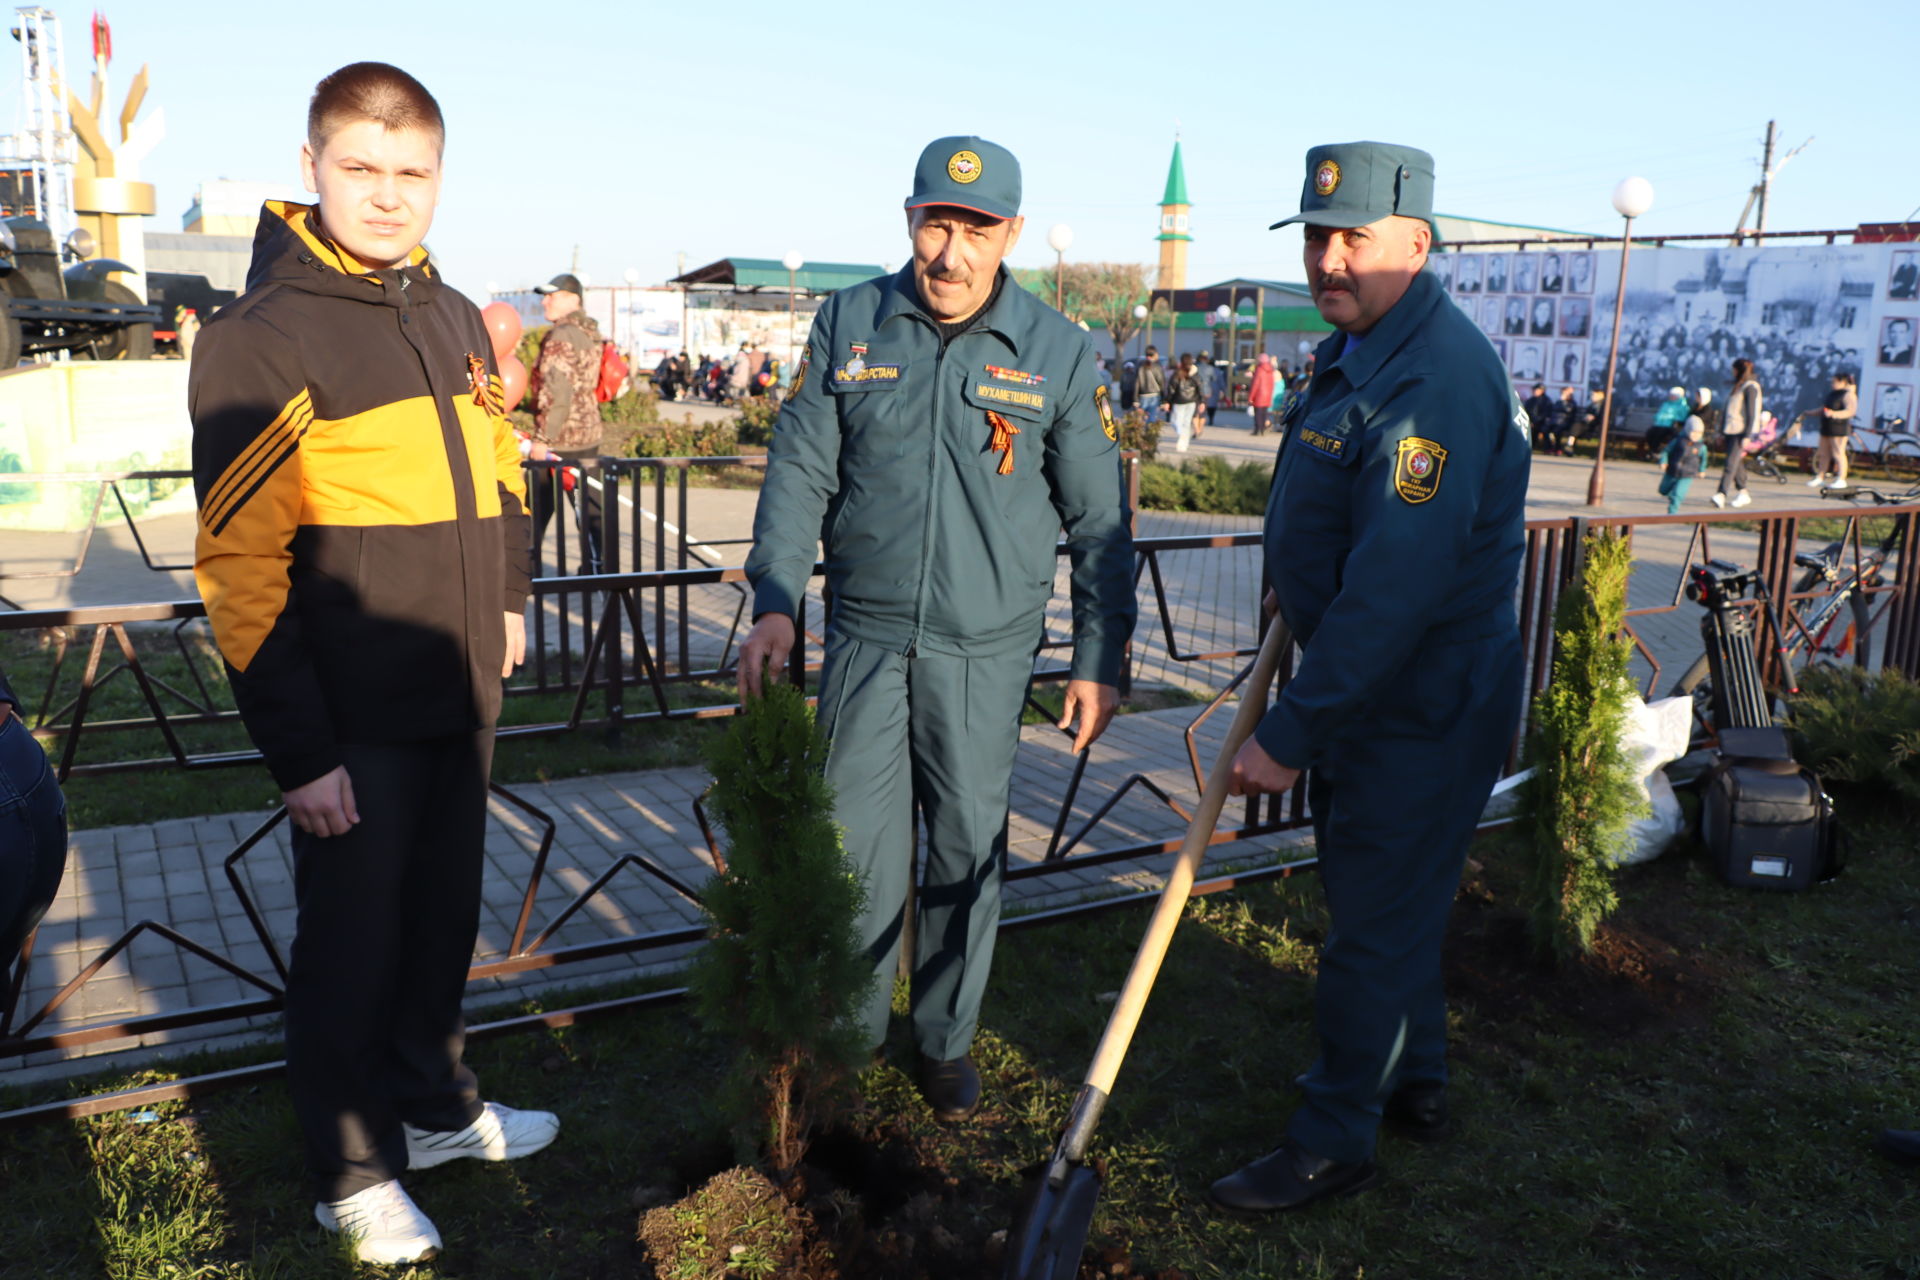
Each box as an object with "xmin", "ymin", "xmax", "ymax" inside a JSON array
[{"xmin": 905, "ymin": 333, "xmax": 947, "ymax": 659}]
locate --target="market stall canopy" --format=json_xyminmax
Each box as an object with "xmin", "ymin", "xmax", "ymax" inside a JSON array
[{"xmin": 670, "ymin": 257, "xmax": 886, "ymax": 296}]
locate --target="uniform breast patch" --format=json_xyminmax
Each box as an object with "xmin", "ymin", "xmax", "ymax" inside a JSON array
[
  {"xmin": 833, "ymin": 363, "xmax": 901, "ymax": 386},
  {"xmin": 1393, "ymin": 437, "xmax": 1448, "ymax": 503},
  {"xmin": 1094, "ymin": 384, "xmax": 1118, "ymax": 441},
  {"xmin": 1296, "ymin": 425, "xmax": 1348, "ymax": 461},
  {"xmin": 790, "ymin": 348, "xmax": 810, "ymax": 397},
  {"xmin": 973, "ymin": 381, "xmax": 1045, "ymax": 411}
]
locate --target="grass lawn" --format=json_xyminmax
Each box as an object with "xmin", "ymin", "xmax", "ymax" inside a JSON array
[{"xmin": 3, "ymin": 805, "xmax": 1916, "ymax": 1278}]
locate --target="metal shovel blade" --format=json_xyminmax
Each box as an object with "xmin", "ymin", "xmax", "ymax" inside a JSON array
[{"xmin": 1003, "ymin": 1162, "xmax": 1100, "ymax": 1280}]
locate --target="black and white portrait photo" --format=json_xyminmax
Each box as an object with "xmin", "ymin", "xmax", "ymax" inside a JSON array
[
  {"xmin": 1492, "ymin": 338, "xmax": 1508, "ymax": 361},
  {"xmin": 1568, "ymin": 252, "xmax": 1595, "ymax": 294},
  {"xmin": 1560, "ymin": 296, "xmax": 1591, "ymax": 338},
  {"xmin": 1554, "ymin": 341, "xmax": 1586, "ymax": 387},
  {"xmin": 1876, "ymin": 383, "xmax": 1913, "ymax": 431},
  {"xmin": 1540, "ymin": 252, "xmax": 1564, "ymax": 293},
  {"xmin": 1454, "ymin": 289, "xmax": 1476, "ymax": 316},
  {"xmin": 1529, "ymin": 297, "xmax": 1556, "ymax": 337},
  {"xmin": 1455, "ymin": 255, "xmax": 1482, "ymax": 293},
  {"xmin": 1512, "ymin": 255, "xmax": 1538, "ymax": 293},
  {"xmin": 1485, "ymin": 254, "xmax": 1509, "ymax": 293},
  {"xmin": 1430, "ymin": 254, "xmax": 1454, "ymax": 290},
  {"xmin": 1513, "ymin": 341, "xmax": 1545, "ymax": 381},
  {"xmin": 1889, "ymin": 251, "xmax": 1918, "ymax": 301},
  {"xmin": 1503, "ymin": 297, "xmax": 1526, "ymax": 334},
  {"xmin": 1480, "ymin": 297, "xmax": 1504, "ymax": 336},
  {"xmin": 1882, "ymin": 316, "xmax": 1917, "ymax": 368}
]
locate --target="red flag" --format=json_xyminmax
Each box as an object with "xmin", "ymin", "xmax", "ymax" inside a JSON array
[{"xmin": 91, "ymin": 12, "xmax": 111, "ymax": 66}]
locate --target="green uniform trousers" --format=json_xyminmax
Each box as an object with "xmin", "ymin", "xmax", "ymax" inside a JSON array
[{"xmin": 816, "ymin": 629, "xmax": 1034, "ymax": 1061}]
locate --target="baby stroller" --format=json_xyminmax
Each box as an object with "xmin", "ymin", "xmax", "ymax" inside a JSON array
[{"xmin": 1741, "ymin": 412, "xmax": 1789, "ymax": 485}]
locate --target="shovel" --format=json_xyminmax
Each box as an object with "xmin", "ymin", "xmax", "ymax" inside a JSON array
[{"xmin": 1003, "ymin": 619, "xmax": 1292, "ymax": 1279}]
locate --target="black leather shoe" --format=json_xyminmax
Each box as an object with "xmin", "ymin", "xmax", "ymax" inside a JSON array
[
  {"xmin": 917, "ymin": 1053, "xmax": 980, "ymax": 1122},
  {"xmin": 1208, "ymin": 1137, "xmax": 1377, "ymax": 1214},
  {"xmin": 1878, "ymin": 1128, "xmax": 1920, "ymax": 1164},
  {"xmin": 1383, "ymin": 1080, "xmax": 1450, "ymax": 1142}
]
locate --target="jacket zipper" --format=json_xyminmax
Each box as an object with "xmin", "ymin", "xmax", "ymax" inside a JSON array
[{"xmin": 906, "ymin": 333, "xmax": 947, "ymax": 659}]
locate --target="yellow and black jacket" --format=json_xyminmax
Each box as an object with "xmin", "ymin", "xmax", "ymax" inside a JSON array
[{"xmin": 191, "ymin": 201, "xmax": 530, "ymax": 792}]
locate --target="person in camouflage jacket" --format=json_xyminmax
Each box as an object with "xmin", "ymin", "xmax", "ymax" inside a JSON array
[{"xmin": 530, "ymin": 273, "xmax": 605, "ymax": 569}]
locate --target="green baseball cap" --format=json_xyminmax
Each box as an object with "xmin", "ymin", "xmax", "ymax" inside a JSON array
[
  {"xmin": 904, "ymin": 135, "xmax": 1021, "ymax": 222},
  {"xmin": 1269, "ymin": 141, "xmax": 1436, "ymax": 231}
]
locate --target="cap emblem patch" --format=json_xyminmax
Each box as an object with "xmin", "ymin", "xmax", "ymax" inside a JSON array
[
  {"xmin": 1314, "ymin": 160, "xmax": 1341, "ymax": 198},
  {"xmin": 948, "ymin": 150, "xmax": 983, "ymax": 184}
]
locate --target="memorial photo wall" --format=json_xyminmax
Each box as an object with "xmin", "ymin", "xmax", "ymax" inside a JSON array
[{"xmin": 1436, "ymin": 239, "xmax": 1917, "ymax": 448}]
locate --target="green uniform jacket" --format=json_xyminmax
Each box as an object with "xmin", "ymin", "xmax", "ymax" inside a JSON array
[
  {"xmin": 1257, "ymin": 269, "xmax": 1530, "ymax": 771},
  {"xmin": 747, "ymin": 267, "xmax": 1135, "ymax": 684}
]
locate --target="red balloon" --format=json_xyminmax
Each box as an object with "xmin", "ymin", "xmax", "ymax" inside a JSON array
[
  {"xmin": 499, "ymin": 352, "xmax": 528, "ymax": 410},
  {"xmin": 481, "ymin": 302, "xmax": 522, "ymax": 361}
]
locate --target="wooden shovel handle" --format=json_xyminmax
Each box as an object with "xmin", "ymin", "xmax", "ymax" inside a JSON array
[{"xmin": 1083, "ymin": 618, "xmax": 1292, "ymax": 1097}]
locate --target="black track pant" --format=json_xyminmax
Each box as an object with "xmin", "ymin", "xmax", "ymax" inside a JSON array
[{"xmin": 284, "ymin": 732, "xmax": 492, "ymax": 1203}]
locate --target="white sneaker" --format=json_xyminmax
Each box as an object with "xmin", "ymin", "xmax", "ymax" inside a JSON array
[
  {"xmin": 1807, "ymin": 476, "xmax": 1828, "ymax": 487},
  {"xmin": 1710, "ymin": 492, "xmax": 1727, "ymax": 508},
  {"xmin": 404, "ymin": 1101, "xmax": 560, "ymax": 1170},
  {"xmin": 316, "ymin": 1179, "xmax": 441, "ymax": 1265},
  {"xmin": 1731, "ymin": 490, "xmax": 1752, "ymax": 508},
  {"xmin": 1825, "ymin": 477, "xmax": 1848, "ymax": 489}
]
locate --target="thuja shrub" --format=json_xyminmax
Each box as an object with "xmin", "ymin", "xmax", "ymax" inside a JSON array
[
  {"xmin": 691, "ymin": 683, "xmax": 874, "ymax": 1179},
  {"xmin": 734, "ymin": 398, "xmax": 780, "ymax": 447},
  {"xmin": 1521, "ymin": 529, "xmax": 1646, "ymax": 961},
  {"xmin": 1790, "ymin": 665, "xmax": 1920, "ymax": 814}
]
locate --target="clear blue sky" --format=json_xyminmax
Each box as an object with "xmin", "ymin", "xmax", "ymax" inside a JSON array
[{"xmin": 94, "ymin": 0, "xmax": 1916, "ymax": 298}]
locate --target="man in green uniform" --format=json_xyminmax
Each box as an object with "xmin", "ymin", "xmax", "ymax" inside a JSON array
[
  {"xmin": 1210, "ymin": 142, "xmax": 1529, "ymax": 1211},
  {"xmin": 738, "ymin": 137, "xmax": 1137, "ymax": 1120}
]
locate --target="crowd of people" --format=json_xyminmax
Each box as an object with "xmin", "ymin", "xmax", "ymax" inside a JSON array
[
  {"xmin": 1105, "ymin": 347, "xmax": 1315, "ymax": 449},
  {"xmin": 651, "ymin": 344, "xmax": 789, "ymax": 404}
]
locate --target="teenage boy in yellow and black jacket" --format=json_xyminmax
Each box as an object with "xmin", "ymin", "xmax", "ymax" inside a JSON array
[{"xmin": 190, "ymin": 63, "xmax": 557, "ymax": 1266}]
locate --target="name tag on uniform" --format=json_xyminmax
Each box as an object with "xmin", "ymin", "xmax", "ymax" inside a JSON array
[
  {"xmin": 832, "ymin": 363, "xmax": 902, "ymax": 387},
  {"xmin": 1296, "ymin": 426, "xmax": 1348, "ymax": 461},
  {"xmin": 973, "ymin": 381, "xmax": 1045, "ymax": 412}
]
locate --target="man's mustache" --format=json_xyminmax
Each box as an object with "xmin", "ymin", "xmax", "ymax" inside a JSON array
[
  {"xmin": 928, "ymin": 268, "xmax": 970, "ymax": 284},
  {"xmin": 1315, "ymin": 273, "xmax": 1354, "ymax": 293}
]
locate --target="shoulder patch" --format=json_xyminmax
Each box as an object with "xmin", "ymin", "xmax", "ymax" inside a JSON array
[
  {"xmin": 1094, "ymin": 384, "xmax": 1118, "ymax": 441},
  {"xmin": 790, "ymin": 347, "xmax": 809, "ymax": 398},
  {"xmin": 1393, "ymin": 437, "xmax": 1448, "ymax": 504}
]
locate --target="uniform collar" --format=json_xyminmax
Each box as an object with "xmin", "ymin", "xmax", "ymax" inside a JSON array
[
  {"xmin": 1321, "ymin": 269, "xmax": 1443, "ymax": 391},
  {"xmin": 876, "ymin": 264, "xmax": 1023, "ymax": 355}
]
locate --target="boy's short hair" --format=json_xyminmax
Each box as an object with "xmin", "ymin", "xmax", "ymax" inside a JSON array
[{"xmin": 307, "ymin": 62, "xmax": 444, "ymax": 155}]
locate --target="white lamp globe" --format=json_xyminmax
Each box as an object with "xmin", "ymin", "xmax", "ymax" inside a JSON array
[
  {"xmin": 1047, "ymin": 223, "xmax": 1074, "ymax": 254},
  {"xmin": 1133, "ymin": 304, "xmax": 1149, "ymax": 320},
  {"xmin": 623, "ymin": 267, "xmax": 640, "ymax": 285},
  {"xmin": 1612, "ymin": 177, "xmax": 1654, "ymax": 220},
  {"xmin": 1297, "ymin": 339, "xmax": 1312, "ymax": 356},
  {"xmin": 782, "ymin": 250, "xmax": 804, "ymax": 273},
  {"xmin": 1214, "ymin": 304, "xmax": 1232, "ymax": 324}
]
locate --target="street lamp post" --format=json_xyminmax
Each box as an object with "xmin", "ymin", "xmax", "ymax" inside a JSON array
[
  {"xmin": 781, "ymin": 250, "xmax": 804, "ymax": 364},
  {"xmin": 1047, "ymin": 223, "xmax": 1074, "ymax": 312},
  {"xmin": 1587, "ymin": 176, "xmax": 1655, "ymax": 507},
  {"xmin": 1132, "ymin": 302, "xmax": 1148, "ymax": 364}
]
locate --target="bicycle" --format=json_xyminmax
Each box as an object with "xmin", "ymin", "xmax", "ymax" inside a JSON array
[
  {"xmin": 1866, "ymin": 415, "xmax": 1920, "ymax": 473},
  {"xmin": 1667, "ymin": 483, "xmax": 1909, "ymax": 715}
]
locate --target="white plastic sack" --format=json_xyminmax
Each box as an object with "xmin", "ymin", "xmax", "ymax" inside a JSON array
[{"xmin": 1618, "ymin": 694, "xmax": 1693, "ymax": 864}]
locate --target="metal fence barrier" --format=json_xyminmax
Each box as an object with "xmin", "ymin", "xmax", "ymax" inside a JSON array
[{"xmin": 2, "ymin": 460, "xmax": 1915, "ymax": 1121}]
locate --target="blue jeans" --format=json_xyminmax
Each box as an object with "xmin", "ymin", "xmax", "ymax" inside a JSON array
[
  {"xmin": 1138, "ymin": 393, "xmax": 1162, "ymax": 419},
  {"xmin": 0, "ymin": 711, "xmax": 68, "ymax": 967}
]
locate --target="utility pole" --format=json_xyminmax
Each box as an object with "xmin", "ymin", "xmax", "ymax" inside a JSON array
[
  {"xmin": 1755, "ymin": 119, "xmax": 1777, "ymax": 238},
  {"xmin": 570, "ymin": 243, "xmax": 580, "ymax": 274}
]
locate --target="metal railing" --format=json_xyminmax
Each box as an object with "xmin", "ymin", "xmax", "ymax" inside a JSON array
[{"xmin": 3, "ymin": 464, "xmax": 1916, "ymax": 1120}]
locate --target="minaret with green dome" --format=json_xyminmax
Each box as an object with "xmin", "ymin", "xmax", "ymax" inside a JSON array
[{"xmin": 1156, "ymin": 138, "xmax": 1191, "ymax": 289}]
